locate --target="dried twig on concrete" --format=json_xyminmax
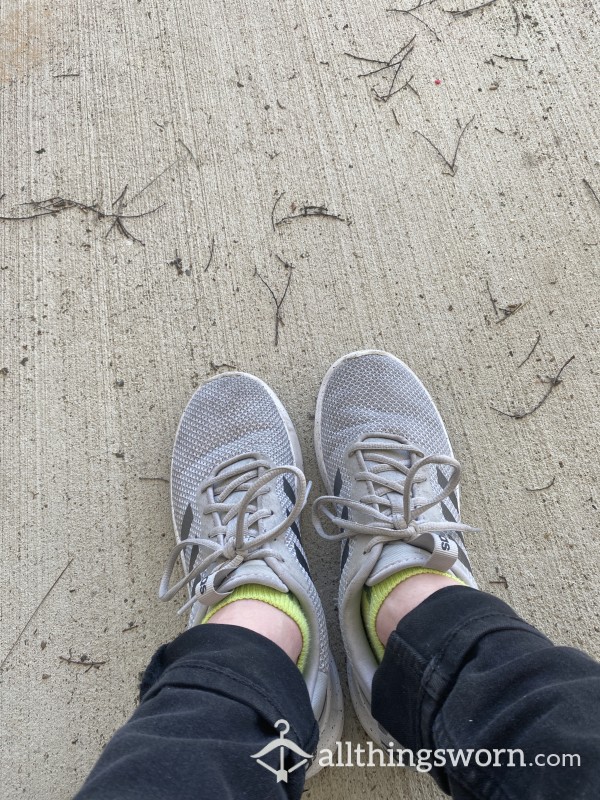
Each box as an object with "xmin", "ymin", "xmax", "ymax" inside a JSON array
[
  {"xmin": 18, "ymin": 189, "xmax": 163, "ymax": 246},
  {"xmin": 401, "ymin": 75, "xmax": 420, "ymax": 97},
  {"xmin": 387, "ymin": 2, "xmax": 441, "ymax": 41},
  {"xmin": 130, "ymin": 156, "xmax": 183, "ymax": 201},
  {"xmin": 486, "ymin": 280, "xmax": 499, "ymax": 319},
  {"xmin": 518, "ymin": 333, "xmax": 541, "ymax": 368},
  {"xmin": 209, "ymin": 360, "xmax": 237, "ymax": 373},
  {"xmin": 392, "ymin": 0, "xmax": 439, "ymax": 8},
  {"xmin": 272, "ymin": 191, "xmax": 285, "ymax": 232},
  {"xmin": 274, "ymin": 254, "xmax": 293, "ymax": 270},
  {"xmin": 0, "ymin": 209, "xmax": 57, "ymax": 222},
  {"xmin": 177, "ymin": 138, "xmax": 200, "ymax": 171},
  {"xmin": 255, "ymin": 258, "xmax": 293, "ymax": 346},
  {"xmin": 204, "ymin": 235, "xmax": 216, "ymax": 272},
  {"xmin": 490, "ymin": 355, "xmax": 575, "ymax": 420},
  {"xmin": 445, "ymin": 0, "xmax": 499, "ymax": 17},
  {"xmin": 59, "ymin": 650, "xmax": 107, "ymax": 673},
  {"xmin": 105, "ymin": 185, "xmax": 142, "ymax": 244},
  {"xmin": 0, "ymin": 558, "xmax": 74, "ymax": 671},
  {"xmin": 583, "ymin": 178, "xmax": 600, "ymax": 211},
  {"xmin": 345, "ymin": 36, "xmax": 416, "ymax": 102},
  {"xmin": 492, "ymin": 53, "xmax": 528, "ymax": 63},
  {"xmin": 511, "ymin": 3, "xmax": 521, "ymax": 35},
  {"xmin": 415, "ymin": 116, "xmax": 475, "ymax": 176},
  {"xmin": 275, "ymin": 205, "xmax": 350, "ymax": 226},
  {"xmin": 495, "ymin": 300, "xmax": 528, "ymax": 324},
  {"xmin": 525, "ymin": 476, "xmax": 556, "ymax": 492},
  {"xmin": 373, "ymin": 74, "xmax": 419, "ymax": 102}
]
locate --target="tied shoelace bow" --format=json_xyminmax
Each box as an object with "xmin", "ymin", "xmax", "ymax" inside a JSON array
[
  {"xmin": 312, "ymin": 435, "xmax": 478, "ymax": 571},
  {"xmin": 159, "ymin": 458, "xmax": 307, "ymax": 616}
]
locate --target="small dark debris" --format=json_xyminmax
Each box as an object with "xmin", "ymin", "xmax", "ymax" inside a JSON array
[
  {"xmin": 169, "ymin": 251, "xmax": 191, "ymax": 276},
  {"xmin": 275, "ymin": 205, "xmax": 350, "ymax": 227},
  {"xmin": 204, "ymin": 235, "xmax": 216, "ymax": 272},
  {"xmin": 122, "ymin": 622, "xmax": 139, "ymax": 633},
  {"xmin": 495, "ymin": 301, "xmax": 528, "ymax": 324},
  {"xmin": 492, "ymin": 53, "xmax": 528, "ymax": 63},
  {"xmin": 209, "ymin": 360, "xmax": 237, "ymax": 373},
  {"xmin": 525, "ymin": 476, "xmax": 555, "ymax": 492}
]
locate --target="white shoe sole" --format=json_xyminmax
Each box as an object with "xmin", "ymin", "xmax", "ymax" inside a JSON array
[{"xmin": 307, "ymin": 655, "xmax": 345, "ymax": 778}]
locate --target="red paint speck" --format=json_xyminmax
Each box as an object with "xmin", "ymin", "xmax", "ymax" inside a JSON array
[{"xmin": 434, "ymin": 79, "xmax": 442, "ymax": 85}]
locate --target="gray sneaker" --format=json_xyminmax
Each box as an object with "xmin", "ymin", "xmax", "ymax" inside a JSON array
[
  {"xmin": 312, "ymin": 350, "xmax": 478, "ymax": 746},
  {"xmin": 159, "ymin": 371, "xmax": 343, "ymax": 776}
]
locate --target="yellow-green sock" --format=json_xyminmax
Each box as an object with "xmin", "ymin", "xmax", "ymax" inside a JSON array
[
  {"xmin": 362, "ymin": 568, "xmax": 465, "ymax": 662},
  {"xmin": 202, "ymin": 584, "xmax": 310, "ymax": 672}
]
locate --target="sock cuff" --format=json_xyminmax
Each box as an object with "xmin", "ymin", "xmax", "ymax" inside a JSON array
[
  {"xmin": 362, "ymin": 568, "xmax": 465, "ymax": 662},
  {"xmin": 202, "ymin": 584, "xmax": 310, "ymax": 672}
]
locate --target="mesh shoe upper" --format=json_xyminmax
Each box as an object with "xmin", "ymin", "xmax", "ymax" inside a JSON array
[{"xmin": 171, "ymin": 373, "xmax": 296, "ymax": 543}]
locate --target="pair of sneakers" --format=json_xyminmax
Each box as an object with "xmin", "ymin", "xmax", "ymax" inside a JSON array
[{"xmin": 159, "ymin": 350, "xmax": 478, "ymax": 776}]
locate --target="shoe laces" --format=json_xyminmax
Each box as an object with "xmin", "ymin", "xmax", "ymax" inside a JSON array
[
  {"xmin": 312, "ymin": 433, "xmax": 478, "ymax": 555},
  {"xmin": 159, "ymin": 456, "xmax": 307, "ymax": 615}
]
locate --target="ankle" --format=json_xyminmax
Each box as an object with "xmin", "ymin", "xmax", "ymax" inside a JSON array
[
  {"xmin": 375, "ymin": 573, "xmax": 459, "ymax": 647},
  {"xmin": 206, "ymin": 599, "xmax": 303, "ymax": 665}
]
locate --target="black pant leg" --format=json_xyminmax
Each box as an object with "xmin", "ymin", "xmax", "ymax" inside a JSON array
[
  {"xmin": 74, "ymin": 625, "xmax": 318, "ymax": 800},
  {"xmin": 372, "ymin": 586, "xmax": 600, "ymax": 800}
]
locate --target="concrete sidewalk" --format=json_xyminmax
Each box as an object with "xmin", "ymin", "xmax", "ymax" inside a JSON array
[{"xmin": 1, "ymin": 0, "xmax": 599, "ymax": 797}]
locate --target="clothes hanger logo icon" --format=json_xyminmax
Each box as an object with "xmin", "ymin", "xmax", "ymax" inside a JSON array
[{"xmin": 250, "ymin": 719, "xmax": 313, "ymax": 783}]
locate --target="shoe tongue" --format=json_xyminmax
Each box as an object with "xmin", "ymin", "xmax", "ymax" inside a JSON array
[
  {"xmin": 362, "ymin": 436, "xmax": 412, "ymax": 517},
  {"xmin": 213, "ymin": 457, "xmax": 288, "ymax": 593},
  {"xmin": 367, "ymin": 540, "xmax": 428, "ymax": 587},
  {"xmin": 214, "ymin": 457, "xmax": 261, "ymax": 538},
  {"xmin": 219, "ymin": 560, "xmax": 288, "ymax": 594},
  {"xmin": 360, "ymin": 437, "xmax": 431, "ymax": 586}
]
